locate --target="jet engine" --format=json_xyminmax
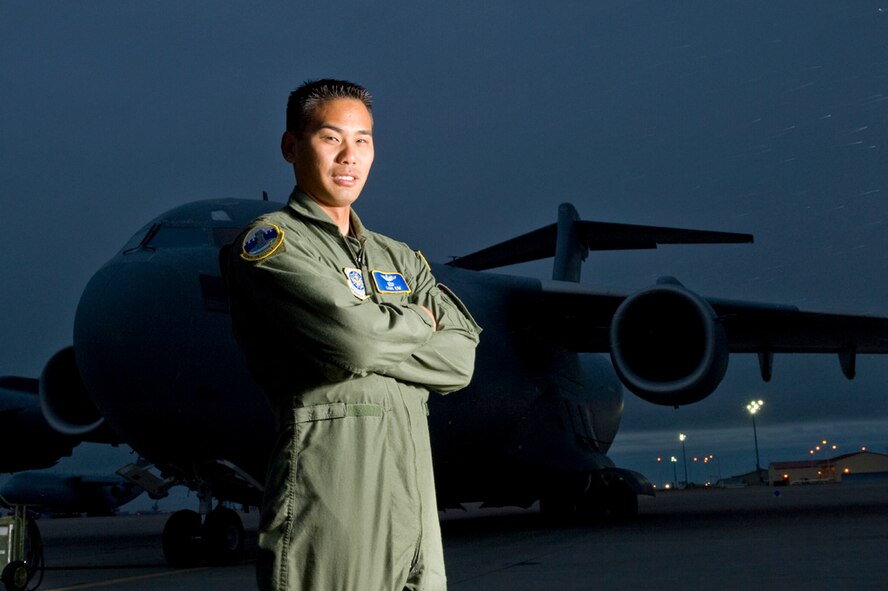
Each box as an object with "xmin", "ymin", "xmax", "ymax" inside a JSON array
[
  {"xmin": 609, "ymin": 281, "xmax": 728, "ymax": 407},
  {"xmin": 0, "ymin": 376, "xmax": 77, "ymax": 471},
  {"xmin": 39, "ymin": 346, "xmax": 115, "ymax": 441}
]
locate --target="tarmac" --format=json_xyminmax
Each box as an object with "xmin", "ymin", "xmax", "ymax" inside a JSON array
[{"xmin": 25, "ymin": 482, "xmax": 888, "ymax": 590}]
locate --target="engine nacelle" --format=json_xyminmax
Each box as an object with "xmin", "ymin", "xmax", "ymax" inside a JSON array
[
  {"xmin": 39, "ymin": 346, "xmax": 113, "ymax": 440},
  {"xmin": 609, "ymin": 281, "xmax": 728, "ymax": 407},
  {"xmin": 0, "ymin": 376, "xmax": 77, "ymax": 471}
]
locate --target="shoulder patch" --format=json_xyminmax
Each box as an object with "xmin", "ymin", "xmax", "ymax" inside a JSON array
[
  {"xmin": 344, "ymin": 268, "xmax": 369, "ymax": 300},
  {"xmin": 372, "ymin": 270, "xmax": 411, "ymax": 294},
  {"xmin": 241, "ymin": 223, "xmax": 285, "ymax": 262}
]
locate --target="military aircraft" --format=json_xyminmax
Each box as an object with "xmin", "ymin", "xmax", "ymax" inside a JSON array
[
  {"xmin": 0, "ymin": 470, "xmax": 144, "ymax": 517},
  {"xmin": 1, "ymin": 198, "xmax": 886, "ymax": 566}
]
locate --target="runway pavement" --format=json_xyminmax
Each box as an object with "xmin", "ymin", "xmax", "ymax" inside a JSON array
[{"xmin": 27, "ymin": 482, "xmax": 888, "ymax": 590}]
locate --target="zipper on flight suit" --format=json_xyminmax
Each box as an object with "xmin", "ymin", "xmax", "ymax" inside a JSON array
[
  {"xmin": 346, "ymin": 229, "xmax": 428, "ymax": 578},
  {"xmin": 343, "ymin": 234, "xmax": 374, "ymax": 304},
  {"xmin": 346, "ymin": 231, "xmax": 427, "ymax": 578},
  {"xmin": 343, "ymin": 234, "xmax": 364, "ymax": 266}
]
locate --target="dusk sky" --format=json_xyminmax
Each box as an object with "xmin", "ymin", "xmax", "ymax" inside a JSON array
[{"xmin": 2, "ymin": 2, "xmax": 887, "ymax": 497}]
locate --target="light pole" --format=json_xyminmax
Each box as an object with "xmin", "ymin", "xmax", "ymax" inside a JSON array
[
  {"xmin": 679, "ymin": 433, "xmax": 689, "ymax": 487},
  {"xmin": 747, "ymin": 399, "xmax": 764, "ymax": 481},
  {"xmin": 703, "ymin": 454, "xmax": 721, "ymax": 483},
  {"xmin": 670, "ymin": 456, "xmax": 678, "ymax": 488}
]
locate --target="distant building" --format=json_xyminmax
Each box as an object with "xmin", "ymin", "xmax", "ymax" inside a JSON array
[
  {"xmin": 715, "ymin": 469, "xmax": 768, "ymax": 488},
  {"xmin": 769, "ymin": 450, "xmax": 888, "ymax": 486}
]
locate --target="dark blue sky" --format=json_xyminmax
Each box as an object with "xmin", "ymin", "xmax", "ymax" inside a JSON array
[{"xmin": 2, "ymin": 2, "xmax": 887, "ymax": 484}]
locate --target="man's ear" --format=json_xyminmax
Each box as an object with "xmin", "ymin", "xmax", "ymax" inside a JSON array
[{"xmin": 281, "ymin": 131, "xmax": 298, "ymax": 163}]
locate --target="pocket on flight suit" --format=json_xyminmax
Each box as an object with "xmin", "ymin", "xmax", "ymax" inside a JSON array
[
  {"xmin": 266, "ymin": 403, "xmax": 387, "ymax": 508},
  {"xmin": 292, "ymin": 402, "xmax": 385, "ymax": 424},
  {"xmin": 290, "ymin": 401, "xmax": 389, "ymax": 508},
  {"xmin": 291, "ymin": 401, "xmax": 386, "ymax": 456},
  {"xmin": 288, "ymin": 401, "xmax": 395, "ymax": 585},
  {"xmin": 259, "ymin": 401, "xmax": 391, "ymax": 591}
]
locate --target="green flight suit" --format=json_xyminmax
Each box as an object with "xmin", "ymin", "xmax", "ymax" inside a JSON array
[{"xmin": 227, "ymin": 188, "xmax": 481, "ymax": 591}]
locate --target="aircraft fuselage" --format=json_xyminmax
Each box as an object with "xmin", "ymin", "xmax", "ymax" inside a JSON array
[{"xmin": 66, "ymin": 199, "xmax": 624, "ymax": 508}]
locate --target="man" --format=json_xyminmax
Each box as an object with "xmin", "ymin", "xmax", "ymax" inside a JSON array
[{"xmin": 227, "ymin": 79, "xmax": 481, "ymax": 591}]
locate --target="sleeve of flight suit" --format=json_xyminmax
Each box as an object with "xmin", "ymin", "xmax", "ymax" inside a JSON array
[
  {"xmin": 230, "ymin": 229, "xmax": 436, "ymax": 380},
  {"xmin": 378, "ymin": 251, "xmax": 482, "ymax": 393}
]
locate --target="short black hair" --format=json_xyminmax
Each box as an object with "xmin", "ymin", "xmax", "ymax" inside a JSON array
[{"xmin": 286, "ymin": 79, "xmax": 373, "ymax": 136}]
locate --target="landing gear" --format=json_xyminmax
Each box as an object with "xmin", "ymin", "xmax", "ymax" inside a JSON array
[
  {"xmin": 162, "ymin": 509, "xmax": 202, "ymax": 567},
  {"xmin": 203, "ymin": 507, "xmax": 245, "ymax": 565},
  {"xmin": 603, "ymin": 479, "xmax": 638, "ymax": 520},
  {"xmin": 540, "ymin": 471, "xmax": 640, "ymax": 523},
  {"xmin": 539, "ymin": 472, "xmax": 590, "ymax": 523},
  {"xmin": 161, "ymin": 505, "xmax": 246, "ymax": 567}
]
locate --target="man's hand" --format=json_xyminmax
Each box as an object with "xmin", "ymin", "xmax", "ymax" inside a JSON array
[{"xmin": 420, "ymin": 306, "xmax": 437, "ymax": 332}]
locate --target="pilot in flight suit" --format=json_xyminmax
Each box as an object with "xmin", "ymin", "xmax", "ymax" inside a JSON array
[{"xmin": 227, "ymin": 187, "xmax": 481, "ymax": 591}]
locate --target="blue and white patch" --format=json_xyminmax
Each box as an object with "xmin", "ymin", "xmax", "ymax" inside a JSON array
[
  {"xmin": 371, "ymin": 270, "xmax": 411, "ymax": 294},
  {"xmin": 344, "ymin": 267, "xmax": 368, "ymax": 300},
  {"xmin": 241, "ymin": 223, "xmax": 284, "ymax": 261}
]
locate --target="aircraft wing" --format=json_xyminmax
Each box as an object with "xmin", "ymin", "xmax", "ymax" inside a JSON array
[
  {"xmin": 707, "ymin": 297, "xmax": 888, "ymax": 355},
  {"xmin": 530, "ymin": 284, "xmax": 888, "ymax": 356},
  {"xmin": 520, "ymin": 280, "xmax": 888, "ymax": 406}
]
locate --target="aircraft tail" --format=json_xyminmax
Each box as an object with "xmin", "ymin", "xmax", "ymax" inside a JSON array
[{"xmin": 446, "ymin": 203, "xmax": 753, "ymax": 282}]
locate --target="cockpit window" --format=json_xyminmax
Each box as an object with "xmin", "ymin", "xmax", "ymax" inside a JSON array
[
  {"xmin": 126, "ymin": 222, "xmax": 245, "ymax": 251},
  {"xmin": 146, "ymin": 226, "xmax": 211, "ymax": 248}
]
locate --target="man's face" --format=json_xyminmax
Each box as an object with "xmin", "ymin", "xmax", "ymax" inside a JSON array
[{"xmin": 283, "ymin": 98, "xmax": 375, "ymax": 210}]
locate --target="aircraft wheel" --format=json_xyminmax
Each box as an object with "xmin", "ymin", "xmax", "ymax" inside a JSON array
[
  {"xmin": 576, "ymin": 483, "xmax": 608, "ymax": 522},
  {"xmin": 539, "ymin": 492, "xmax": 576, "ymax": 523},
  {"xmin": 1, "ymin": 560, "xmax": 29, "ymax": 591},
  {"xmin": 539, "ymin": 472, "xmax": 589, "ymax": 524},
  {"xmin": 605, "ymin": 480, "xmax": 638, "ymax": 520},
  {"xmin": 203, "ymin": 507, "xmax": 245, "ymax": 565},
  {"xmin": 162, "ymin": 509, "xmax": 203, "ymax": 568}
]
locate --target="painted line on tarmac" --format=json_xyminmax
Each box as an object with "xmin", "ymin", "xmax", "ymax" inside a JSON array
[{"xmin": 43, "ymin": 567, "xmax": 211, "ymax": 591}]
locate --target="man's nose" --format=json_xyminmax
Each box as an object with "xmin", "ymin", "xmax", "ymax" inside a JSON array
[{"xmin": 338, "ymin": 141, "xmax": 358, "ymax": 164}]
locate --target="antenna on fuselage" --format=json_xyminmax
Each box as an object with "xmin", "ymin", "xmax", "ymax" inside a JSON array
[{"xmin": 262, "ymin": 191, "xmax": 269, "ymax": 201}]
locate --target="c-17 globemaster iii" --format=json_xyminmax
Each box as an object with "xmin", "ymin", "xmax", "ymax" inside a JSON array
[
  {"xmin": 0, "ymin": 469, "xmax": 144, "ymax": 517},
  {"xmin": 1, "ymin": 198, "xmax": 886, "ymax": 567}
]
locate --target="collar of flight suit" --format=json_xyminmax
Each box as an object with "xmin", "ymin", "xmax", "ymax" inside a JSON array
[{"xmin": 285, "ymin": 187, "xmax": 367, "ymax": 244}]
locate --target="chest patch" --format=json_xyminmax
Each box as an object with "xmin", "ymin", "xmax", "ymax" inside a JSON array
[
  {"xmin": 344, "ymin": 268, "xmax": 369, "ymax": 300},
  {"xmin": 241, "ymin": 223, "xmax": 284, "ymax": 261},
  {"xmin": 371, "ymin": 270, "xmax": 411, "ymax": 294}
]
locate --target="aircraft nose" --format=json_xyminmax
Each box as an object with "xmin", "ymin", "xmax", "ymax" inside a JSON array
[{"xmin": 73, "ymin": 260, "xmax": 187, "ymax": 415}]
